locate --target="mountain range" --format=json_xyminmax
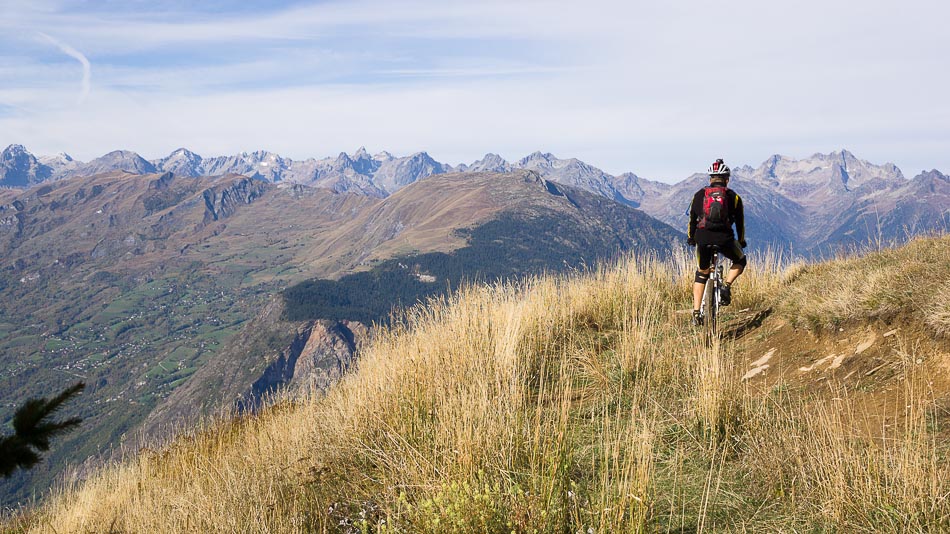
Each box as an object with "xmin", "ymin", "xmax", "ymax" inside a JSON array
[{"xmin": 2, "ymin": 144, "xmax": 947, "ymax": 254}]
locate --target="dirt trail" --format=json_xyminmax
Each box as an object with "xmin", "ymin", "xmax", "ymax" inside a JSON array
[{"xmin": 727, "ymin": 308, "xmax": 950, "ymax": 434}]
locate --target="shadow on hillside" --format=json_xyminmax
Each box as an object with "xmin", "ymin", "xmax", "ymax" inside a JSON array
[{"xmin": 723, "ymin": 307, "xmax": 773, "ymax": 339}]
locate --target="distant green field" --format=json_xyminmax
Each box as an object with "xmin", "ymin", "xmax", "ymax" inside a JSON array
[
  {"xmin": 195, "ymin": 324, "xmax": 244, "ymax": 344},
  {"xmin": 165, "ymin": 346, "xmax": 195, "ymax": 361},
  {"xmin": 168, "ymin": 376, "xmax": 191, "ymax": 389},
  {"xmin": 43, "ymin": 338, "xmax": 70, "ymax": 351},
  {"xmin": 6, "ymin": 334, "xmax": 41, "ymax": 350},
  {"xmin": 68, "ymin": 321, "xmax": 93, "ymax": 332},
  {"xmin": 0, "ymin": 267, "xmax": 273, "ymax": 508}
]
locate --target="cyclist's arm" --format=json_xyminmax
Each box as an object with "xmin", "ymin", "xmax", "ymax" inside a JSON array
[
  {"xmin": 687, "ymin": 191, "xmax": 701, "ymax": 239},
  {"xmin": 734, "ymin": 193, "xmax": 745, "ymax": 243}
]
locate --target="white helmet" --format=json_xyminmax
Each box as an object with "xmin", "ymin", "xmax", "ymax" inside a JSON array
[{"xmin": 707, "ymin": 158, "xmax": 730, "ymax": 178}]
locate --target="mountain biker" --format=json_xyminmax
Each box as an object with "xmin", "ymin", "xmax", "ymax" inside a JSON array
[{"xmin": 688, "ymin": 158, "xmax": 747, "ymax": 326}]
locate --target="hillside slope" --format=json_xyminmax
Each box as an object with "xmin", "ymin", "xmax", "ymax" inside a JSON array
[
  {"xmin": 12, "ymin": 235, "xmax": 949, "ymax": 532},
  {"xmin": 141, "ymin": 171, "xmax": 682, "ymax": 439},
  {"xmin": 0, "ymin": 169, "xmax": 680, "ymax": 507},
  {"xmin": 0, "ymin": 171, "xmax": 380, "ymax": 506}
]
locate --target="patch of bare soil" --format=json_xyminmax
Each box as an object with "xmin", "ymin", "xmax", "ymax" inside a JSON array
[{"xmin": 726, "ymin": 308, "xmax": 950, "ymax": 437}]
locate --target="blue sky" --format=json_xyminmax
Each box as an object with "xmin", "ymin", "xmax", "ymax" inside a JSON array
[{"xmin": 1, "ymin": 0, "xmax": 948, "ymax": 182}]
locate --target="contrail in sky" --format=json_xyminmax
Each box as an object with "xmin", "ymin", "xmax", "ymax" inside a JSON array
[{"xmin": 38, "ymin": 32, "xmax": 91, "ymax": 104}]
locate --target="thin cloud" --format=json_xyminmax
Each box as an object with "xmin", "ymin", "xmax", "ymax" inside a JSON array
[
  {"xmin": 14, "ymin": 1, "xmax": 588, "ymax": 50},
  {"xmin": 377, "ymin": 65, "xmax": 573, "ymax": 79},
  {"xmin": 37, "ymin": 32, "xmax": 91, "ymax": 104}
]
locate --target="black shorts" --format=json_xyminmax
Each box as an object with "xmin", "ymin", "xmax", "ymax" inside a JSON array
[{"xmin": 696, "ymin": 240, "xmax": 745, "ymax": 270}]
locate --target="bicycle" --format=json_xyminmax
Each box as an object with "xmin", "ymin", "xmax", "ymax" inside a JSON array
[{"xmin": 698, "ymin": 245, "xmax": 725, "ymax": 338}]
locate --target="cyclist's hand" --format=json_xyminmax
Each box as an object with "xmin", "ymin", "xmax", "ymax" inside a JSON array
[
  {"xmin": 740, "ymin": 239, "xmax": 747, "ymax": 249},
  {"xmin": 687, "ymin": 237, "xmax": 696, "ymax": 247}
]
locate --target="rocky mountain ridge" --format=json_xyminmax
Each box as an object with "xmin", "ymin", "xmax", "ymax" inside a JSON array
[
  {"xmin": 0, "ymin": 144, "xmax": 52, "ymax": 187},
  {"xmin": 2, "ymin": 144, "xmax": 947, "ymax": 253}
]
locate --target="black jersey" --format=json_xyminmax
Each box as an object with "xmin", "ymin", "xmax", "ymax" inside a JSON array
[{"xmin": 688, "ymin": 184, "xmax": 745, "ymax": 244}]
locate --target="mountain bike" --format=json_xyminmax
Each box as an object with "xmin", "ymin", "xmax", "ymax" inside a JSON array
[{"xmin": 698, "ymin": 245, "xmax": 724, "ymax": 338}]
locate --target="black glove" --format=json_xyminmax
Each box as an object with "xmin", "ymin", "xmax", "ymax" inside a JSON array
[
  {"xmin": 687, "ymin": 237, "xmax": 696, "ymax": 247},
  {"xmin": 739, "ymin": 239, "xmax": 747, "ymax": 249}
]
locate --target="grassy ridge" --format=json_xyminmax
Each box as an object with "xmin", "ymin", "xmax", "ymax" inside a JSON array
[
  {"xmin": 9, "ymin": 235, "xmax": 950, "ymax": 532},
  {"xmin": 282, "ymin": 211, "xmax": 676, "ymax": 325},
  {"xmin": 778, "ymin": 236, "xmax": 950, "ymax": 331}
]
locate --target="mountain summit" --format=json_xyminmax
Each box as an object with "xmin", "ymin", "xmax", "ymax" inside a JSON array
[{"xmin": 0, "ymin": 144, "xmax": 52, "ymax": 187}]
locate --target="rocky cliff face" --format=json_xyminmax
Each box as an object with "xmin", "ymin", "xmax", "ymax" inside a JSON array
[
  {"xmin": 459, "ymin": 153, "xmax": 512, "ymax": 173},
  {"xmin": 201, "ymin": 150, "xmax": 290, "ymax": 182},
  {"xmin": 74, "ymin": 150, "xmax": 157, "ymax": 177},
  {"xmin": 142, "ymin": 298, "xmax": 370, "ymax": 439},
  {"xmin": 37, "ymin": 152, "xmax": 79, "ymax": 179},
  {"xmin": 241, "ymin": 319, "xmax": 369, "ymax": 409},
  {"xmin": 155, "ymin": 148, "xmax": 204, "ymax": 177},
  {"xmin": 0, "ymin": 200, "xmax": 24, "ymax": 242},
  {"xmin": 516, "ymin": 151, "xmax": 627, "ymax": 204},
  {"xmin": 287, "ymin": 320, "xmax": 368, "ymax": 396},
  {"xmin": 201, "ymin": 176, "xmax": 268, "ymax": 223}
]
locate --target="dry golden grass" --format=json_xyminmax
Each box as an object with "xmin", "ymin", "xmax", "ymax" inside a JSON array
[
  {"xmin": 10, "ymin": 235, "xmax": 950, "ymax": 533},
  {"xmin": 744, "ymin": 341, "xmax": 950, "ymax": 531},
  {"xmin": 926, "ymin": 279, "xmax": 950, "ymax": 336},
  {"xmin": 779, "ymin": 234, "xmax": 950, "ymax": 333}
]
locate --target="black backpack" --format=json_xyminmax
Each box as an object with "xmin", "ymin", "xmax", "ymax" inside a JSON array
[{"xmin": 698, "ymin": 186, "xmax": 731, "ymax": 231}]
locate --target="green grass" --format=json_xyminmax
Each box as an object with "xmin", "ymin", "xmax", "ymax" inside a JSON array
[
  {"xmin": 195, "ymin": 325, "xmax": 244, "ymax": 344},
  {"xmin": 165, "ymin": 346, "xmax": 195, "ymax": 361},
  {"xmin": 167, "ymin": 376, "xmax": 191, "ymax": 389},
  {"xmin": 66, "ymin": 321, "xmax": 92, "ymax": 333},
  {"xmin": 43, "ymin": 339, "xmax": 70, "ymax": 351},
  {"xmin": 0, "ymin": 323, "xmax": 14, "ymax": 340},
  {"xmin": 86, "ymin": 352, "xmax": 107, "ymax": 363},
  {"xmin": 5, "ymin": 334, "xmax": 40, "ymax": 349},
  {"xmin": 779, "ymin": 235, "xmax": 950, "ymax": 332}
]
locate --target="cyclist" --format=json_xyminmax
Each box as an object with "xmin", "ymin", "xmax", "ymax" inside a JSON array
[{"xmin": 687, "ymin": 158, "xmax": 747, "ymax": 326}]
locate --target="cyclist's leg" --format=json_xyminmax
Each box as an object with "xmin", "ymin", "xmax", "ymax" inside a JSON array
[
  {"xmin": 722, "ymin": 240, "xmax": 747, "ymax": 285},
  {"xmin": 693, "ymin": 245, "xmax": 713, "ymax": 311}
]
